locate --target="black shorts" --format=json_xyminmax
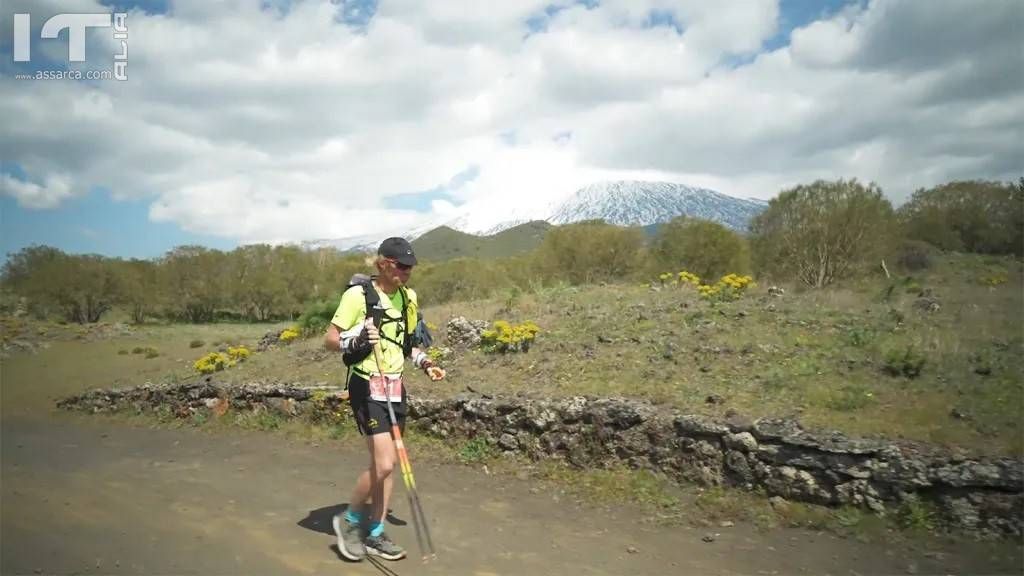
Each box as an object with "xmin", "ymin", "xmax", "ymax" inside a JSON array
[{"xmin": 347, "ymin": 372, "xmax": 406, "ymax": 436}]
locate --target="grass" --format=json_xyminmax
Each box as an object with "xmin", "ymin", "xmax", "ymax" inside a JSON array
[
  {"xmin": 3, "ymin": 253, "xmax": 1020, "ymax": 457},
  {"xmin": 382, "ymin": 253, "xmax": 1021, "ymax": 455},
  {"xmin": 14, "ymin": 251, "xmax": 1015, "ymax": 453}
]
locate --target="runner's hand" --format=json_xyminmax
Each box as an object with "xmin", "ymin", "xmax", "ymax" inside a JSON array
[{"xmin": 363, "ymin": 318, "xmax": 380, "ymax": 346}]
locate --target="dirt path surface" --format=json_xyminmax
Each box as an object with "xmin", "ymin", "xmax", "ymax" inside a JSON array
[{"xmin": 2, "ymin": 411, "xmax": 1021, "ymax": 576}]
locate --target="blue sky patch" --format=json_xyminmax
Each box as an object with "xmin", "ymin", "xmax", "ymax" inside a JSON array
[
  {"xmin": 1, "ymin": 186, "xmax": 236, "ymax": 262},
  {"xmin": 382, "ymin": 165, "xmax": 478, "ymax": 213}
]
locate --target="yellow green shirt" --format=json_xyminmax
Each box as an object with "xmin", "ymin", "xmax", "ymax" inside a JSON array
[{"xmin": 331, "ymin": 283, "xmax": 417, "ymax": 376}]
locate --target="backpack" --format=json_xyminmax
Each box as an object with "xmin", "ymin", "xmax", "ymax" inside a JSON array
[{"xmin": 341, "ymin": 274, "xmax": 431, "ymax": 368}]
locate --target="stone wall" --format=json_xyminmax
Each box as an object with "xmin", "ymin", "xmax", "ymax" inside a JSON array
[{"xmin": 58, "ymin": 380, "xmax": 1023, "ymax": 537}]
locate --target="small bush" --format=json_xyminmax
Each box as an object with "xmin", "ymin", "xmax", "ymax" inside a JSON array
[
  {"xmin": 117, "ymin": 349, "xmax": 129, "ymax": 355},
  {"xmin": 897, "ymin": 495, "xmax": 936, "ymax": 532},
  {"xmin": 883, "ymin": 345, "xmax": 926, "ymax": 378},
  {"xmin": 894, "ymin": 240, "xmax": 935, "ymax": 272},
  {"xmin": 480, "ymin": 320, "xmax": 540, "ymax": 353},
  {"xmin": 131, "ymin": 346, "xmax": 145, "ymax": 354},
  {"xmin": 427, "ymin": 346, "xmax": 450, "ymax": 364},
  {"xmin": 826, "ymin": 386, "xmax": 876, "ymax": 412},
  {"xmin": 297, "ymin": 298, "xmax": 338, "ymax": 337},
  {"xmin": 982, "ymin": 273, "xmax": 1008, "ymax": 286},
  {"xmin": 458, "ymin": 437, "xmax": 494, "ymax": 463},
  {"xmin": 279, "ymin": 328, "xmax": 300, "ymax": 344},
  {"xmin": 189, "ymin": 339, "xmax": 205, "ymax": 348},
  {"xmin": 144, "ymin": 347, "xmax": 160, "ymax": 359},
  {"xmin": 845, "ymin": 327, "xmax": 876, "ymax": 348}
]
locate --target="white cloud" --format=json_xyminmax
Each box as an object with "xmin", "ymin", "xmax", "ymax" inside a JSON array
[
  {"xmin": 1, "ymin": 173, "xmax": 75, "ymax": 209},
  {"xmin": 1, "ymin": 0, "xmax": 1020, "ymax": 245}
]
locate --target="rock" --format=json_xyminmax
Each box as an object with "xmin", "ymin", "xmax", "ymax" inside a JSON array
[
  {"xmin": 674, "ymin": 415, "xmax": 730, "ymax": 436},
  {"xmin": 498, "ymin": 433, "xmax": 518, "ymax": 451},
  {"xmin": 769, "ymin": 496, "xmax": 790, "ymax": 513},
  {"xmin": 724, "ymin": 432, "xmax": 758, "ymax": 453},
  {"xmin": 950, "ymin": 407, "xmax": 971, "ymax": 420},
  {"xmin": 446, "ymin": 317, "xmax": 489, "ymax": 348},
  {"xmin": 626, "ymin": 546, "xmax": 638, "ymax": 554},
  {"xmin": 705, "ymin": 394, "xmax": 725, "ymax": 405},
  {"xmin": 702, "ymin": 534, "xmax": 716, "ymax": 543},
  {"xmin": 256, "ymin": 331, "xmax": 280, "ymax": 351},
  {"xmin": 719, "ymin": 520, "xmax": 734, "ymax": 527}
]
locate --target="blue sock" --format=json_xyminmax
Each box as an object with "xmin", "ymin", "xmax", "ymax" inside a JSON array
[
  {"xmin": 369, "ymin": 521, "xmax": 384, "ymax": 538},
  {"xmin": 344, "ymin": 509, "xmax": 361, "ymax": 525}
]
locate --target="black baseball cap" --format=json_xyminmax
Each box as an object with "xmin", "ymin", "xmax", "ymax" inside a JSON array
[{"xmin": 378, "ymin": 237, "xmax": 418, "ymax": 266}]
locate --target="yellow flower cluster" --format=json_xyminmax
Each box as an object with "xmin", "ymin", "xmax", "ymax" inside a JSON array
[
  {"xmin": 720, "ymin": 273, "xmax": 755, "ymax": 290},
  {"xmin": 698, "ymin": 274, "xmax": 756, "ymax": 302},
  {"xmin": 983, "ymin": 274, "xmax": 1008, "ymax": 286},
  {"xmin": 193, "ymin": 345, "xmax": 251, "ymax": 374},
  {"xmin": 227, "ymin": 345, "xmax": 251, "ymax": 360},
  {"xmin": 480, "ymin": 320, "xmax": 540, "ymax": 353},
  {"xmin": 279, "ymin": 327, "xmax": 300, "ymax": 343},
  {"xmin": 194, "ymin": 352, "xmax": 231, "ymax": 374},
  {"xmin": 677, "ymin": 271, "xmax": 700, "ymax": 286}
]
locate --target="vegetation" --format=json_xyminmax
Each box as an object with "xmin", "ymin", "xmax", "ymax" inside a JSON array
[
  {"xmin": 2, "ymin": 177, "xmax": 1021, "ymax": 454},
  {"xmin": 651, "ymin": 217, "xmax": 750, "ymax": 279},
  {"xmin": 898, "ymin": 179, "xmax": 1023, "ymax": 256},
  {"xmin": 750, "ymin": 179, "xmax": 896, "ymax": 287}
]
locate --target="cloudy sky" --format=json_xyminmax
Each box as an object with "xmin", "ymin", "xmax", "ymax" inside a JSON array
[{"xmin": 1, "ymin": 0, "xmax": 1021, "ymax": 259}]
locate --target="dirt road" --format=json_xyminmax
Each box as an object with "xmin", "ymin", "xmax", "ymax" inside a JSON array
[{"xmin": 2, "ymin": 410, "xmax": 1021, "ymax": 576}]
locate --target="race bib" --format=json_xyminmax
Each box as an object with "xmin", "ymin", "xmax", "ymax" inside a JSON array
[{"xmin": 368, "ymin": 374, "xmax": 403, "ymax": 403}]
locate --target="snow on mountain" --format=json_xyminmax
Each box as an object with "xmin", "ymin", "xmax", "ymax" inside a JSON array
[
  {"xmin": 546, "ymin": 181, "xmax": 765, "ymax": 232},
  {"xmin": 300, "ymin": 180, "xmax": 766, "ymax": 252}
]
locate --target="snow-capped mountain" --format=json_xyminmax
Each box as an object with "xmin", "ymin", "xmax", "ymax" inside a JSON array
[
  {"xmin": 546, "ymin": 181, "xmax": 766, "ymax": 232},
  {"xmin": 300, "ymin": 180, "xmax": 766, "ymax": 252}
]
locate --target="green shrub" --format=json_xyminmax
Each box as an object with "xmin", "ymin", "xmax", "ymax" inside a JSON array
[
  {"xmin": 458, "ymin": 437, "xmax": 494, "ymax": 463},
  {"xmin": 893, "ymin": 240, "xmax": 936, "ymax": 272},
  {"xmin": 144, "ymin": 347, "xmax": 159, "ymax": 359},
  {"xmin": 297, "ymin": 298, "xmax": 337, "ymax": 337},
  {"xmin": 117, "ymin": 349, "xmax": 129, "ymax": 355},
  {"xmin": 427, "ymin": 346, "xmax": 450, "ymax": 364},
  {"xmin": 189, "ymin": 339, "xmax": 205, "ymax": 348},
  {"xmin": 652, "ymin": 217, "xmax": 751, "ymax": 280},
  {"xmin": 883, "ymin": 345, "xmax": 926, "ymax": 378},
  {"xmin": 131, "ymin": 346, "xmax": 145, "ymax": 354},
  {"xmin": 845, "ymin": 327, "xmax": 876, "ymax": 347},
  {"xmin": 826, "ymin": 386, "xmax": 876, "ymax": 412},
  {"xmin": 897, "ymin": 495, "xmax": 936, "ymax": 531}
]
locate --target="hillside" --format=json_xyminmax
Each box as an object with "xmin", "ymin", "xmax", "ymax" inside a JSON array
[{"xmin": 412, "ymin": 220, "xmax": 551, "ymax": 261}]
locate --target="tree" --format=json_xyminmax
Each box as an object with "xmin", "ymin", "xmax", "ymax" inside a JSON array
[
  {"xmin": 1, "ymin": 247, "xmax": 119, "ymax": 322},
  {"xmin": 898, "ymin": 179, "xmax": 1023, "ymax": 256},
  {"xmin": 750, "ymin": 179, "xmax": 895, "ymax": 287},
  {"xmin": 116, "ymin": 258, "xmax": 162, "ymax": 324},
  {"xmin": 650, "ymin": 217, "xmax": 750, "ymax": 280},
  {"xmin": 161, "ymin": 246, "xmax": 227, "ymax": 322},
  {"xmin": 536, "ymin": 220, "xmax": 644, "ymax": 285}
]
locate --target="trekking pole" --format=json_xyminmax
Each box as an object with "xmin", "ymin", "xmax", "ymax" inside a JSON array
[{"xmin": 370, "ymin": 323, "xmax": 436, "ymax": 561}]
